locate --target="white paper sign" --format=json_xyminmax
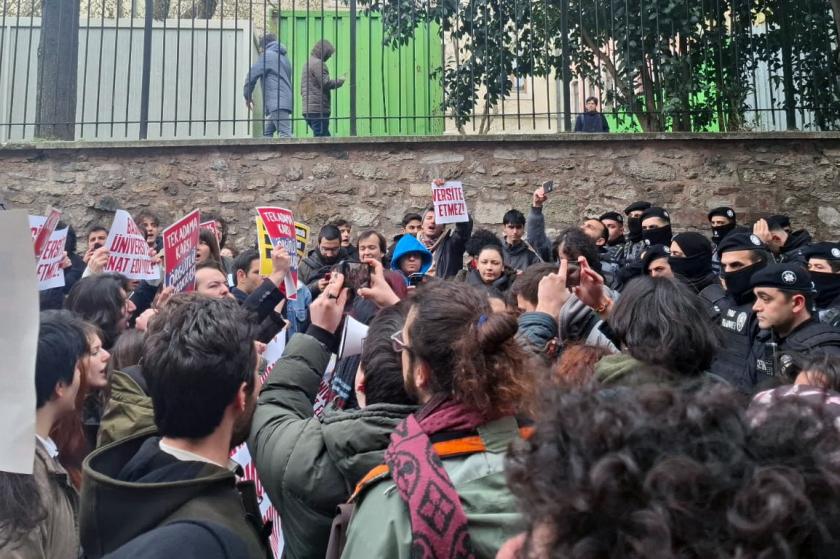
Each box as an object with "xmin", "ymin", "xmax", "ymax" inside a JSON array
[
  {"xmin": 104, "ymin": 210, "xmax": 160, "ymax": 281},
  {"xmin": 262, "ymin": 330, "xmax": 287, "ymax": 372},
  {"xmin": 338, "ymin": 316, "xmax": 370, "ymax": 359},
  {"xmin": 0, "ymin": 211, "xmax": 39, "ymax": 473},
  {"xmin": 432, "ymin": 180, "xmax": 469, "ymax": 224},
  {"xmin": 29, "ymin": 215, "xmax": 68, "ymax": 291}
]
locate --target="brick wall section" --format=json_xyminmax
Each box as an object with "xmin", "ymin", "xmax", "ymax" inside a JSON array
[{"xmin": 2, "ymin": 133, "xmax": 839, "ymax": 250}]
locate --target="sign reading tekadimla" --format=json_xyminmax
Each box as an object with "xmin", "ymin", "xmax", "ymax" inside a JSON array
[
  {"xmin": 256, "ymin": 207, "xmax": 298, "ymax": 300},
  {"xmin": 163, "ymin": 209, "xmax": 201, "ymax": 293},
  {"xmin": 104, "ymin": 210, "xmax": 159, "ymax": 281}
]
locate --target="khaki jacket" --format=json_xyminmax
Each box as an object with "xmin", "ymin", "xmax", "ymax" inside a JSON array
[{"xmin": 0, "ymin": 440, "xmax": 79, "ymax": 558}]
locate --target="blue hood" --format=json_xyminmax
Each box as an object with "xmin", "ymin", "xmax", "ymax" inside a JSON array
[{"xmin": 390, "ymin": 234, "xmax": 433, "ymax": 275}]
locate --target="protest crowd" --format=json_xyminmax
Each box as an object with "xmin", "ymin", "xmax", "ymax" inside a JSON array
[{"xmin": 3, "ymin": 177, "xmax": 840, "ymax": 559}]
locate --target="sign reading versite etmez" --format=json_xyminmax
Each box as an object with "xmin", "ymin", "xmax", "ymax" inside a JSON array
[{"xmin": 431, "ymin": 180, "xmax": 469, "ymax": 224}]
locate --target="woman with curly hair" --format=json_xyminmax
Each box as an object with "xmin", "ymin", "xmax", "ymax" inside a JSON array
[
  {"xmin": 341, "ymin": 281, "xmax": 536, "ymax": 558},
  {"xmin": 502, "ymin": 383, "xmax": 840, "ymax": 559}
]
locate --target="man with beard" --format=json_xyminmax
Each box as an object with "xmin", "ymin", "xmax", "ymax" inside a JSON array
[
  {"xmin": 749, "ymin": 263, "xmax": 840, "ymax": 382},
  {"xmin": 753, "ymin": 216, "xmax": 812, "ymax": 265},
  {"xmin": 80, "ymin": 297, "xmax": 270, "ymax": 558},
  {"xmin": 599, "ymin": 211, "xmax": 625, "ymax": 261},
  {"xmin": 699, "ymin": 232, "xmax": 771, "ymax": 392},
  {"xmin": 299, "ymin": 224, "xmax": 345, "ymax": 297},
  {"xmin": 804, "ymin": 242, "xmax": 840, "ymax": 328}
]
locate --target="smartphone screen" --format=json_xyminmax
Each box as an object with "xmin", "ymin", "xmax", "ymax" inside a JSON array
[
  {"xmin": 338, "ymin": 261, "xmax": 371, "ymax": 290},
  {"xmin": 542, "ymin": 180, "xmax": 555, "ymax": 193}
]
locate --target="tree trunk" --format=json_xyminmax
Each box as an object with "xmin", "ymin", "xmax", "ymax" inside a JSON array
[
  {"xmin": 181, "ymin": 0, "xmax": 218, "ymax": 19},
  {"xmin": 35, "ymin": 0, "xmax": 80, "ymax": 140}
]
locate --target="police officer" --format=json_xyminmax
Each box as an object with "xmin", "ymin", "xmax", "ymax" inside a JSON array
[
  {"xmin": 599, "ymin": 211, "xmax": 625, "ymax": 261},
  {"xmin": 640, "ymin": 207, "xmax": 673, "ymax": 248},
  {"xmin": 752, "ymin": 216, "xmax": 812, "ymax": 265},
  {"xmin": 804, "ymin": 242, "xmax": 840, "ymax": 327},
  {"xmin": 707, "ymin": 206, "xmax": 744, "ymax": 275},
  {"xmin": 699, "ymin": 231, "xmax": 770, "ymax": 392},
  {"xmin": 749, "ymin": 263, "xmax": 840, "ymax": 384},
  {"xmin": 615, "ymin": 201, "xmax": 651, "ymax": 273}
]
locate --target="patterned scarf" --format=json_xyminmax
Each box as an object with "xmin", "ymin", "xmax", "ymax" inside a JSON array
[{"xmin": 384, "ymin": 395, "xmax": 484, "ymax": 559}]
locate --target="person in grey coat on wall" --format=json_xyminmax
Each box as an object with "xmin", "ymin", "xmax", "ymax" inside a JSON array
[
  {"xmin": 301, "ymin": 39, "xmax": 345, "ymax": 137},
  {"xmin": 244, "ymin": 33, "xmax": 293, "ymax": 138}
]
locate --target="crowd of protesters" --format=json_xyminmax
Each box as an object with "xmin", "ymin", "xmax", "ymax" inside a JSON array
[{"xmin": 2, "ymin": 181, "xmax": 840, "ymax": 559}]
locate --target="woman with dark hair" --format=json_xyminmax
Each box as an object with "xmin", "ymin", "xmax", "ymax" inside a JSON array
[
  {"xmin": 50, "ymin": 320, "xmax": 111, "ymax": 486},
  {"xmin": 594, "ymin": 275, "xmax": 724, "ymax": 385},
  {"xmin": 462, "ymin": 244, "xmax": 518, "ymax": 292},
  {"xmin": 0, "ymin": 311, "xmax": 88, "ymax": 558},
  {"xmin": 196, "ymin": 229, "xmax": 222, "ymax": 267},
  {"xmin": 502, "ymin": 383, "xmax": 840, "ymax": 559},
  {"xmin": 65, "ymin": 273, "xmax": 136, "ymax": 350},
  {"xmin": 342, "ymin": 281, "xmax": 535, "ymax": 558}
]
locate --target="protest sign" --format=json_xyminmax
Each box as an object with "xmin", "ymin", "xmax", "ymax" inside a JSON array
[
  {"xmin": 262, "ymin": 330, "xmax": 287, "ymax": 373},
  {"xmin": 200, "ymin": 220, "xmax": 219, "ymax": 236},
  {"xmin": 163, "ymin": 209, "xmax": 201, "ymax": 293},
  {"xmin": 104, "ymin": 210, "xmax": 160, "ymax": 281},
  {"xmin": 431, "ymin": 180, "xmax": 469, "ymax": 224},
  {"xmin": 256, "ymin": 216, "xmax": 274, "ymax": 277},
  {"xmin": 294, "ymin": 222, "xmax": 310, "ymax": 259},
  {"xmin": 29, "ymin": 215, "xmax": 68, "ymax": 291},
  {"xmin": 0, "ymin": 211, "xmax": 39, "ymax": 474},
  {"xmin": 32, "ymin": 207, "xmax": 61, "ymax": 260},
  {"xmin": 338, "ymin": 316, "xmax": 369, "ymax": 359},
  {"xmin": 256, "ymin": 207, "xmax": 299, "ymax": 299}
]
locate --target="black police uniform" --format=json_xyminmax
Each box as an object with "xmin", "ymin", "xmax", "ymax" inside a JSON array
[
  {"xmin": 803, "ymin": 242, "xmax": 840, "ymax": 328},
  {"xmin": 748, "ymin": 263, "xmax": 840, "ymax": 384},
  {"xmin": 699, "ymin": 232, "xmax": 769, "ymax": 393}
]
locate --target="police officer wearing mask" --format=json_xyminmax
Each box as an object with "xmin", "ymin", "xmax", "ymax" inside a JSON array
[
  {"xmin": 615, "ymin": 201, "xmax": 651, "ymax": 282},
  {"xmin": 708, "ymin": 207, "xmax": 738, "ymax": 245},
  {"xmin": 599, "ymin": 211, "xmax": 625, "ymax": 261},
  {"xmin": 749, "ymin": 263, "xmax": 840, "ymax": 384},
  {"xmin": 700, "ymin": 231, "xmax": 770, "ymax": 392},
  {"xmin": 669, "ymin": 232, "xmax": 716, "ymax": 293},
  {"xmin": 804, "ymin": 242, "xmax": 840, "ymax": 327},
  {"xmin": 640, "ymin": 207, "xmax": 673, "ymax": 247}
]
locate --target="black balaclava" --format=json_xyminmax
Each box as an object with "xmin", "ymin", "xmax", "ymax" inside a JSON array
[{"xmin": 668, "ymin": 232, "xmax": 712, "ymax": 280}]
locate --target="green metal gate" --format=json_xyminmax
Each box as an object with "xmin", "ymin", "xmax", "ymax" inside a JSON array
[{"xmin": 270, "ymin": 9, "xmax": 444, "ymax": 137}]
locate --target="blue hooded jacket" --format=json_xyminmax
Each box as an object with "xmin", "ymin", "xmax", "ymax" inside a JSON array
[{"xmin": 390, "ymin": 234, "xmax": 433, "ymax": 282}]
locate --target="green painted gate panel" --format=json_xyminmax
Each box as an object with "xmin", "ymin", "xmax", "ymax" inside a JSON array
[{"xmin": 275, "ymin": 10, "xmax": 444, "ymax": 137}]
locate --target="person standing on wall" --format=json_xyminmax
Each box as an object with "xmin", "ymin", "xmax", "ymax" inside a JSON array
[
  {"xmin": 574, "ymin": 96, "xmax": 610, "ymax": 133},
  {"xmin": 244, "ymin": 33, "xmax": 294, "ymax": 138},
  {"xmin": 301, "ymin": 40, "xmax": 345, "ymax": 137}
]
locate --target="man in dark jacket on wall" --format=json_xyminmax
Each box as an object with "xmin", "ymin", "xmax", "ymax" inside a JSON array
[
  {"xmin": 249, "ymin": 287, "xmax": 416, "ymax": 559},
  {"xmin": 300, "ymin": 39, "xmax": 345, "ymax": 137},
  {"xmin": 244, "ymin": 33, "xmax": 294, "ymax": 138},
  {"xmin": 80, "ymin": 298, "xmax": 271, "ymax": 559},
  {"xmin": 574, "ymin": 96, "xmax": 609, "ymax": 132}
]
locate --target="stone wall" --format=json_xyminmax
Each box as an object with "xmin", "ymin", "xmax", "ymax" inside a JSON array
[{"xmin": 2, "ymin": 133, "xmax": 839, "ymax": 250}]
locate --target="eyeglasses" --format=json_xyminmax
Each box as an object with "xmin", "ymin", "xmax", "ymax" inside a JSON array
[{"xmin": 390, "ymin": 330, "xmax": 412, "ymax": 353}]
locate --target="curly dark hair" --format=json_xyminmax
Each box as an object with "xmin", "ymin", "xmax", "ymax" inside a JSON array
[
  {"xmin": 506, "ymin": 383, "xmax": 840, "ymax": 558},
  {"xmin": 465, "ymin": 229, "xmax": 503, "ymax": 258}
]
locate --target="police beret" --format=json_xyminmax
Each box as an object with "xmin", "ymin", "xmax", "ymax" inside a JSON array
[
  {"xmin": 802, "ymin": 242, "xmax": 840, "ymax": 261},
  {"xmin": 641, "ymin": 244, "xmax": 670, "ymax": 273},
  {"xmin": 717, "ymin": 231, "xmax": 767, "ymax": 254},
  {"xmin": 749, "ymin": 263, "xmax": 815, "ymax": 292},
  {"xmin": 707, "ymin": 206, "xmax": 736, "ymax": 221},
  {"xmin": 641, "ymin": 207, "xmax": 671, "ymax": 222},
  {"xmin": 624, "ymin": 201, "xmax": 652, "ymax": 215},
  {"xmin": 599, "ymin": 211, "xmax": 624, "ymax": 224}
]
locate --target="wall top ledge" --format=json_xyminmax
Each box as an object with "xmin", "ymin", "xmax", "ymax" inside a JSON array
[{"xmin": 2, "ymin": 131, "xmax": 840, "ymax": 152}]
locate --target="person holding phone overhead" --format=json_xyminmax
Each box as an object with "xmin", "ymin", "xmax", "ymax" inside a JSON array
[{"xmin": 301, "ymin": 40, "xmax": 345, "ymax": 137}]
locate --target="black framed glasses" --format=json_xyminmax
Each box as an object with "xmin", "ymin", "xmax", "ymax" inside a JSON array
[{"xmin": 390, "ymin": 330, "xmax": 411, "ymax": 353}]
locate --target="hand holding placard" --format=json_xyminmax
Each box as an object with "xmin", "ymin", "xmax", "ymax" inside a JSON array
[{"xmin": 431, "ymin": 180, "xmax": 469, "ymax": 224}]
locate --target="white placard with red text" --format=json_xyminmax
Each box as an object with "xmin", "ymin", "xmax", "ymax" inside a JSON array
[
  {"xmin": 256, "ymin": 207, "xmax": 298, "ymax": 300},
  {"xmin": 29, "ymin": 215, "xmax": 68, "ymax": 291},
  {"xmin": 432, "ymin": 180, "xmax": 469, "ymax": 224},
  {"xmin": 104, "ymin": 210, "xmax": 160, "ymax": 281}
]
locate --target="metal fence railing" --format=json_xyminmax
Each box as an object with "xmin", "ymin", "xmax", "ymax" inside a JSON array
[{"xmin": 1, "ymin": 0, "xmax": 838, "ymax": 141}]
